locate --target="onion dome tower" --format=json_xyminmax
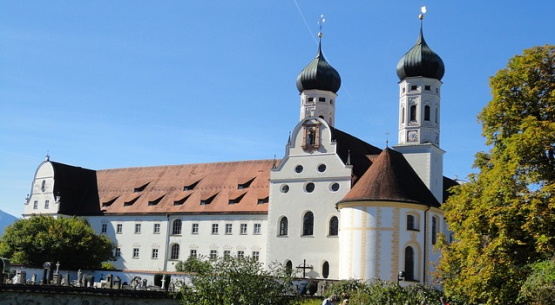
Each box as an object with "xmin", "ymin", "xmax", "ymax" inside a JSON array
[
  {"xmin": 296, "ymin": 19, "xmax": 341, "ymax": 127},
  {"xmin": 393, "ymin": 7, "xmax": 445, "ymax": 203}
]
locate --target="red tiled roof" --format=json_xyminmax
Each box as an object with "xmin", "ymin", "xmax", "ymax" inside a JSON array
[
  {"xmin": 93, "ymin": 160, "xmax": 276, "ymax": 215},
  {"xmin": 339, "ymin": 148, "xmax": 440, "ymax": 207}
]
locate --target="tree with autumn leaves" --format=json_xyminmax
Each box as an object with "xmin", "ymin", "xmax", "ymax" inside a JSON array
[{"xmin": 437, "ymin": 45, "xmax": 555, "ymax": 305}]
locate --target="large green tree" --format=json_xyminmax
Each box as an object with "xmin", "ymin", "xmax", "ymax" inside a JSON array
[
  {"xmin": 180, "ymin": 256, "xmax": 300, "ymax": 305},
  {"xmin": 0, "ymin": 215, "xmax": 115, "ymax": 270},
  {"xmin": 437, "ymin": 45, "xmax": 555, "ymax": 304}
]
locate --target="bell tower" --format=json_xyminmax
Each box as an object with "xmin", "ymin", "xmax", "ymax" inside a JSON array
[
  {"xmin": 295, "ymin": 16, "xmax": 341, "ymax": 127},
  {"xmin": 393, "ymin": 8, "xmax": 445, "ymax": 202}
]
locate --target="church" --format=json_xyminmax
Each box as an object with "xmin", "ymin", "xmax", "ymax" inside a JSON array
[{"xmin": 23, "ymin": 15, "xmax": 456, "ymax": 285}]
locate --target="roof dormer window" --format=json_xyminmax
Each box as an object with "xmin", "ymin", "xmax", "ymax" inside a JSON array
[
  {"xmin": 200, "ymin": 194, "xmax": 217, "ymax": 205},
  {"xmin": 134, "ymin": 182, "xmax": 150, "ymax": 192},
  {"xmin": 183, "ymin": 180, "xmax": 200, "ymax": 191},
  {"xmin": 238, "ymin": 178, "xmax": 255, "ymax": 189}
]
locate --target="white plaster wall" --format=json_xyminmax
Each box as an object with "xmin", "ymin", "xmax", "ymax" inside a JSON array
[
  {"xmin": 393, "ymin": 144, "xmax": 444, "ymax": 203},
  {"xmin": 87, "ymin": 215, "xmax": 168, "ymax": 271},
  {"xmin": 339, "ymin": 202, "xmax": 441, "ymax": 283},
  {"xmin": 166, "ymin": 214, "xmax": 267, "ymax": 272},
  {"xmin": 24, "ymin": 162, "xmax": 59, "ymax": 217},
  {"xmin": 87, "ymin": 214, "xmax": 268, "ymax": 272},
  {"xmin": 267, "ymin": 118, "xmax": 351, "ymax": 279}
]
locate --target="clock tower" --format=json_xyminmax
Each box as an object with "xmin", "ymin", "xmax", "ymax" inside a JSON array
[{"xmin": 393, "ymin": 12, "xmax": 445, "ymax": 202}]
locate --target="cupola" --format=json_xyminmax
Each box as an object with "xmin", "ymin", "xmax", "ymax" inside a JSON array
[
  {"xmin": 296, "ymin": 41, "xmax": 341, "ymax": 94},
  {"xmin": 396, "ymin": 26, "xmax": 444, "ymax": 81}
]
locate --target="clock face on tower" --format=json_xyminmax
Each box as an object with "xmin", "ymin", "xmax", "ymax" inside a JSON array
[{"xmin": 407, "ymin": 130, "xmax": 418, "ymax": 142}]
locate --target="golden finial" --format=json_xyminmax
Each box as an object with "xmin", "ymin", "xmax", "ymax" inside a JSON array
[
  {"xmin": 318, "ymin": 14, "xmax": 325, "ymax": 38},
  {"xmin": 419, "ymin": 6, "xmax": 427, "ymax": 20}
]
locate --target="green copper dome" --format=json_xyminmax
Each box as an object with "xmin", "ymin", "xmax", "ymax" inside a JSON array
[
  {"xmin": 396, "ymin": 28, "xmax": 445, "ymax": 81},
  {"xmin": 296, "ymin": 42, "xmax": 341, "ymax": 94}
]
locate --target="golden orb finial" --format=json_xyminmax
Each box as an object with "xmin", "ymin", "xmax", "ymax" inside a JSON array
[{"xmin": 419, "ymin": 6, "xmax": 427, "ymax": 20}]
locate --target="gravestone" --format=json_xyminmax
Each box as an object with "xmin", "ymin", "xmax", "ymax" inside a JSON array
[
  {"xmin": 61, "ymin": 272, "xmax": 70, "ymax": 286},
  {"xmin": 113, "ymin": 276, "xmax": 121, "ymax": 290},
  {"xmin": 106, "ymin": 274, "xmax": 113, "ymax": 289},
  {"xmin": 83, "ymin": 275, "xmax": 94, "ymax": 288},
  {"xmin": 0, "ymin": 258, "xmax": 11, "ymax": 283}
]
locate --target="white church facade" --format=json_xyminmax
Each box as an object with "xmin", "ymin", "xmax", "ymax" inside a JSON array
[{"xmin": 22, "ymin": 19, "xmax": 456, "ymax": 284}]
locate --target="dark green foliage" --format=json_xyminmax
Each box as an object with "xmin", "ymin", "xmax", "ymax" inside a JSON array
[
  {"xmin": 518, "ymin": 258, "xmax": 555, "ymax": 305},
  {"xmin": 175, "ymin": 255, "xmax": 211, "ymax": 273},
  {"xmin": 324, "ymin": 279, "xmax": 445, "ymax": 305},
  {"xmin": 0, "ymin": 215, "xmax": 115, "ymax": 270},
  {"xmin": 180, "ymin": 256, "xmax": 300, "ymax": 305}
]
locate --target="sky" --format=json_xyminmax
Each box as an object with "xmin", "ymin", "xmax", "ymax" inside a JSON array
[{"xmin": 1, "ymin": 1, "xmax": 554, "ymax": 218}]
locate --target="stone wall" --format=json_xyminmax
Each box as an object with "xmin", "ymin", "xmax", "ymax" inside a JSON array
[{"xmin": 0, "ymin": 284, "xmax": 180, "ymax": 305}]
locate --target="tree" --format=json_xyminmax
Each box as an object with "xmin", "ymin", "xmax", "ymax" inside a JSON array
[
  {"xmin": 179, "ymin": 256, "xmax": 300, "ymax": 305},
  {"xmin": 437, "ymin": 45, "xmax": 555, "ymax": 304},
  {"xmin": 175, "ymin": 255, "xmax": 211, "ymax": 274},
  {"xmin": 0, "ymin": 215, "xmax": 115, "ymax": 270},
  {"xmin": 324, "ymin": 279, "xmax": 444, "ymax": 305},
  {"xmin": 518, "ymin": 258, "xmax": 555, "ymax": 305}
]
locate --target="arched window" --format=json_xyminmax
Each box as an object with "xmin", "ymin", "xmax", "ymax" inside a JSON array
[
  {"xmin": 303, "ymin": 211, "xmax": 314, "ymax": 236},
  {"xmin": 172, "ymin": 219, "xmax": 182, "ymax": 235},
  {"xmin": 170, "ymin": 244, "xmax": 180, "ymax": 260},
  {"xmin": 410, "ymin": 105, "xmax": 417, "ymax": 121},
  {"xmin": 329, "ymin": 216, "xmax": 338, "ymax": 236},
  {"xmin": 279, "ymin": 217, "xmax": 288, "ymax": 236},
  {"xmin": 285, "ymin": 260, "xmax": 293, "ymax": 275},
  {"xmin": 424, "ymin": 105, "xmax": 430, "ymax": 121},
  {"xmin": 432, "ymin": 216, "xmax": 439, "ymax": 245},
  {"xmin": 404, "ymin": 246, "xmax": 415, "ymax": 281},
  {"xmin": 322, "ymin": 261, "xmax": 330, "ymax": 279}
]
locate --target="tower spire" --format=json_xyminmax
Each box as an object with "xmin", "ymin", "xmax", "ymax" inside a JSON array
[{"xmin": 318, "ymin": 14, "xmax": 325, "ymax": 39}]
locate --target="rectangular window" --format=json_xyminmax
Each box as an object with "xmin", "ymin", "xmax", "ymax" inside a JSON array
[
  {"xmin": 252, "ymin": 251, "xmax": 260, "ymax": 261},
  {"xmin": 117, "ymin": 224, "xmax": 123, "ymax": 234},
  {"xmin": 210, "ymin": 250, "xmax": 217, "ymax": 259},
  {"xmin": 410, "ymin": 85, "xmax": 418, "ymax": 91},
  {"xmin": 240, "ymin": 223, "xmax": 247, "ymax": 235},
  {"xmin": 425, "ymin": 85, "xmax": 431, "ymax": 91},
  {"xmin": 33, "ymin": 201, "xmax": 38, "ymax": 209},
  {"xmin": 224, "ymin": 250, "xmax": 231, "ymax": 258},
  {"xmin": 318, "ymin": 97, "xmax": 326, "ymax": 102},
  {"xmin": 135, "ymin": 223, "xmax": 141, "ymax": 234},
  {"xmin": 44, "ymin": 200, "xmax": 49, "ymax": 209},
  {"xmin": 154, "ymin": 223, "xmax": 160, "ymax": 234},
  {"xmin": 133, "ymin": 248, "xmax": 140, "ymax": 259},
  {"xmin": 152, "ymin": 248, "xmax": 159, "ymax": 259},
  {"xmin": 253, "ymin": 223, "xmax": 261, "ymax": 235},
  {"xmin": 212, "ymin": 224, "xmax": 219, "ymax": 235},
  {"xmin": 190, "ymin": 249, "xmax": 197, "ymax": 258},
  {"xmin": 237, "ymin": 250, "xmax": 244, "ymax": 259},
  {"xmin": 192, "ymin": 223, "xmax": 199, "ymax": 234},
  {"xmin": 101, "ymin": 224, "xmax": 107, "ymax": 233},
  {"xmin": 115, "ymin": 248, "xmax": 121, "ymax": 257},
  {"xmin": 407, "ymin": 215, "xmax": 419, "ymax": 231},
  {"xmin": 225, "ymin": 224, "xmax": 232, "ymax": 235}
]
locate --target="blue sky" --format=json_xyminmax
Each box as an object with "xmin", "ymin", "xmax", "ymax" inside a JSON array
[{"xmin": 1, "ymin": 1, "xmax": 554, "ymax": 218}]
